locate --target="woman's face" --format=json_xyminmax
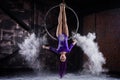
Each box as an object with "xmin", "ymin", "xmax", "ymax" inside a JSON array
[{"xmin": 60, "ymin": 52, "xmax": 66, "ymax": 62}]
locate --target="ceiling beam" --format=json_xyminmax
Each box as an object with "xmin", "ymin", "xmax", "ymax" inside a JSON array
[{"xmin": 0, "ymin": 2, "xmax": 31, "ymax": 33}]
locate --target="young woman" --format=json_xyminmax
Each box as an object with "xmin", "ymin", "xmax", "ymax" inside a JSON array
[{"xmin": 42, "ymin": 3, "xmax": 77, "ymax": 78}]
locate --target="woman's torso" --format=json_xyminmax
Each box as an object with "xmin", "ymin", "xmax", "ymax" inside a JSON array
[{"xmin": 57, "ymin": 34, "xmax": 70, "ymax": 53}]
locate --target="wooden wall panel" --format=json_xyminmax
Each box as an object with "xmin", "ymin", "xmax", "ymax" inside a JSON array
[
  {"xmin": 83, "ymin": 13, "xmax": 96, "ymax": 35},
  {"xmin": 96, "ymin": 9, "xmax": 120, "ymax": 72},
  {"xmin": 83, "ymin": 8, "xmax": 120, "ymax": 72}
]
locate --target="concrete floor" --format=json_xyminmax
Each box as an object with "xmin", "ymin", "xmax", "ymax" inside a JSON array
[{"xmin": 0, "ymin": 72, "xmax": 119, "ymax": 80}]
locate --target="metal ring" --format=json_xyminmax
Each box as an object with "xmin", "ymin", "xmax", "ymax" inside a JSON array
[{"xmin": 44, "ymin": 4, "xmax": 79, "ymax": 40}]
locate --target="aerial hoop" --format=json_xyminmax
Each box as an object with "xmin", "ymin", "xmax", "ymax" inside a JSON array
[{"xmin": 44, "ymin": 4, "xmax": 79, "ymax": 40}]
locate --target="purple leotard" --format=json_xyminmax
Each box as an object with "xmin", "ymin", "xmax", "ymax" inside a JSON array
[
  {"xmin": 50, "ymin": 34, "xmax": 74, "ymax": 54},
  {"xmin": 49, "ymin": 34, "xmax": 75, "ymax": 78}
]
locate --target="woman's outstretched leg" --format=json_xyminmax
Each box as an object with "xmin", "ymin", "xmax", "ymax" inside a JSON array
[
  {"xmin": 62, "ymin": 4, "xmax": 69, "ymax": 37},
  {"xmin": 56, "ymin": 4, "xmax": 63, "ymax": 37}
]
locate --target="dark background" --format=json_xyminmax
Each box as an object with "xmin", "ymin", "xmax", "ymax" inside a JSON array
[{"xmin": 0, "ymin": 0, "xmax": 120, "ymax": 77}]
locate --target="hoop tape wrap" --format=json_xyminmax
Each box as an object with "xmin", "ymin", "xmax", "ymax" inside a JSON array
[{"xmin": 44, "ymin": 4, "xmax": 79, "ymax": 40}]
